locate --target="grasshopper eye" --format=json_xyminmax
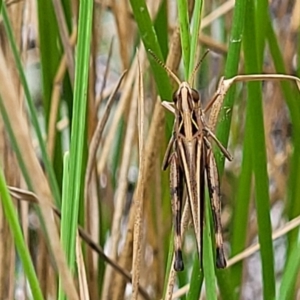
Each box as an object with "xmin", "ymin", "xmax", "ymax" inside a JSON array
[{"xmin": 191, "ymin": 89, "xmax": 200, "ymax": 102}]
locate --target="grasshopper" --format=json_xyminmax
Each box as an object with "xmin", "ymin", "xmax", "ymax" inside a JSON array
[{"xmin": 149, "ymin": 50, "xmax": 233, "ymax": 271}]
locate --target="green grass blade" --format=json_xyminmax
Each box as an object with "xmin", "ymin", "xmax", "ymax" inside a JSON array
[
  {"xmin": 154, "ymin": 0, "xmax": 169, "ymax": 59},
  {"xmin": 36, "ymin": 0, "xmax": 61, "ymax": 121},
  {"xmin": 278, "ymin": 235, "xmax": 300, "ymax": 300},
  {"xmin": 266, "ymin": 21, "xmax": 300, "ymax": 242},
  {"xmin": 266, "ymin": 10, "xmax": 300, "ymax": 300},
  {"xmin": 216, "ymin": 269, "xmax": 236, "ymax": 300},
  {"xmin": 64, "ymin": 0, "xmax": 93, "ymax": 272},
  {"xmin": 215, "ymin": 0, "xmax": 247, "ymax": 174},
  {"xmin": 0, "ymin": 169, "xmax": 43, "ymax": 300},
  {"xmin": 229, "ymin": 129, "xmax": 252, "ymax": 299},
  {"xmin": 177, "ymin": 0, "xmax": 190, "ymax": 78},
  {"xmin": 58, "ymin": 152, "xmax": 70, "ymax": 300},
  {"xmin": 243, "ymin": 1, "xmax": 275, "ymax": 299},
  {"xmin": 202, "ymin": 196, "xmax": 217, "ymax": 300},
  {"xmin": 187, "ymin": 256, "xmax": 203, "ymax": 299},
  {"xmin": 129, "ymin": 0, "xmax": 172, "ymax": 100},
  {"xmin": 214, "ymin": 0, "xmax": 247, "ymax": 297},
  {"xmin": 189, "ymin": 0, "xmax": 203, "ymax": 76},
  {"xmin": 255, "ymin": 0, "xmax": 268, "ymax": 66},
  {"xmin": 1, "ymin": 3, "xmax": 61, "ymax": 207}
]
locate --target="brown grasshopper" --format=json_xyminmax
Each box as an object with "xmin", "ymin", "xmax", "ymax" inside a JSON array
[{"xmin": 149, "ymin": 50, "xmax": 233, "ymax": 271}]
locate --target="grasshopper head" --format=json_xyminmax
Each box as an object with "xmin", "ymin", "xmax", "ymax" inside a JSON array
[{"xmin": 173, "ymin": 82, "xmax": 201, "ymax": 113}]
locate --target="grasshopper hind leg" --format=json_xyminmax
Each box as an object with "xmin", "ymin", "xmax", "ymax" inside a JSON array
[
  {"xmin": 206, "ymin": 149, "xmax": 227, "ymax": 269},
  {"xmin": 170, "ymin": 152, "xmax": 184, "ymax": 271}
]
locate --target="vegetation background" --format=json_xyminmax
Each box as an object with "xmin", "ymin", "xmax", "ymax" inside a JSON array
[{"xmin": 0, "ymin": 0, "xmax": 299, "ymax": 299}]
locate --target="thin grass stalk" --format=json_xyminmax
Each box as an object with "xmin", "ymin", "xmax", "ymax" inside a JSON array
[
  {"xmin": 110, "ymin": 1, "xmax": 131, "ymax": 69},
  {"xmin": 200, "ymin": 0, "xmax": 235, "ymax": 30},
  {"xmin": 58, "ymin": 152, "xmax": 70, "ymax": 300},
  {"xmin": 96, "ymin": 38, "xmax": 114, "ymax": 109},
  {"xmin": 76, "ymin": 233, "xmax": 90, "ymax": 300},
  {"xmin": 228, "ymin": 214, "xmax": 300, "ymax": 267},
  {"xmin": 132, "ymin": 50, "xmax": 146, "ymax": 299},
  {"xmin": 97, "ymin": 59, "xmax": 137, "ymax": 174},
  {"xmin": 47, "ymin": 28, "xmax": 77, "ymax": 159},
  {"xmin": 84, "ymin": 71, "xmax": 127, "ymax": 204}
]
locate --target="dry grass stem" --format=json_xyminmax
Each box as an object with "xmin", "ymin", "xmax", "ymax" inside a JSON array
[
  {"xmin": 97, "ymin": 57, "xmax": 138, "ymax": 174},
  {"xmin": 132, "ymin": 49, "xmax": 146, "ymax": 299},
  {"xmin": 102, "ymin": 62, "xmax": 139, "ymax": 299},
  {"xmin": 76, "ymin": 234, "xmax": 90, "ymax": 300},
  {"xmin": 51, "ymin": 0, "xmax": 75, "ymax": 83},
  {"xmin": 84, "ymin": 70, "xmax": 127, "ymax": 206},
  {"xmin": 47, "ymin": 28, "xmax": 77, "ymax": 159},
  {"xmin": 96, "ymin": 38, "xmax": 115, "ymax": 109},
  {"xmin": 201, "ymin": 0, "xmax": 235, "ymax": 29}
]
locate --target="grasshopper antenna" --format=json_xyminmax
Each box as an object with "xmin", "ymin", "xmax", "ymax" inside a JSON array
[
  {"xmin": 148, "ymin": 49, "xmax": 182, "ymax": 86},
  {"xmin": 188, "ymin": 49, "xmax": 210, "ymax": 85}
]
